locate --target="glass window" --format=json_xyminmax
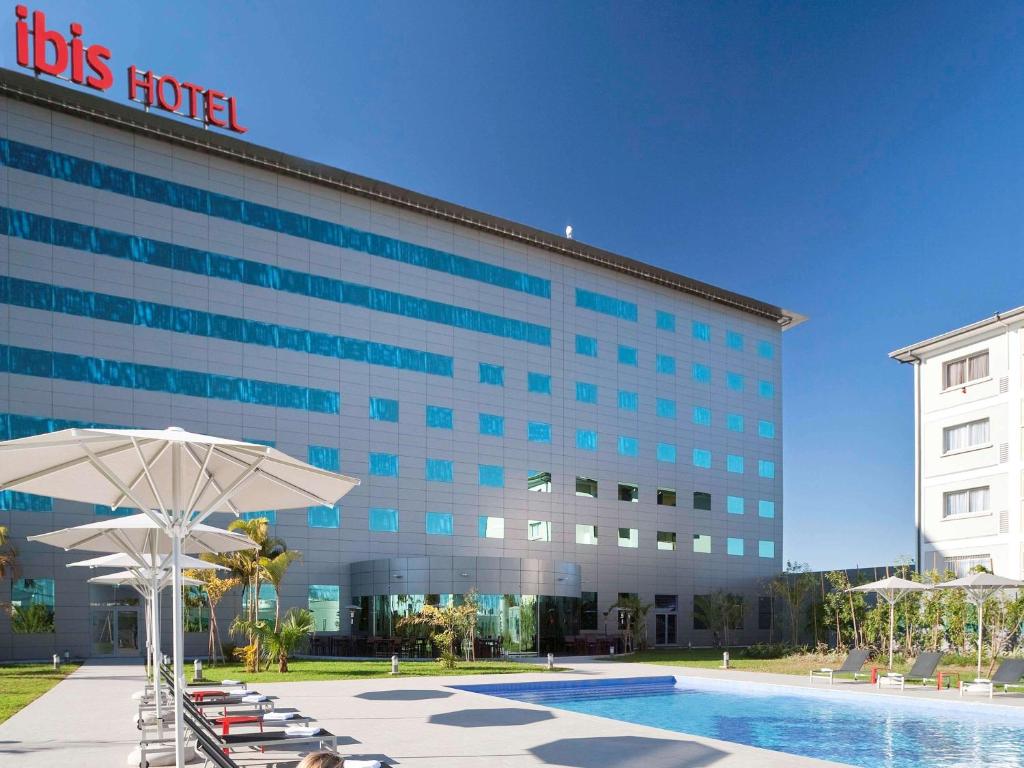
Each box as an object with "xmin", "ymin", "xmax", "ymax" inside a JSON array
[
  {"xmin": 242, "ymin": 583, "xmax": 277, "ymax": 623},
  {"xmin": 479, "ymin": 362, "xmax": 504, "ymax": 386},
  {"xmin": 618, "ymin": 482, "xmax": 639, "ymax": 502},
  {"xmin": 308, "ymin": 445, "xmax": 340, "ymax": 472},
  {"xmin": 576, "ymin": 429, "xmax": 598, "ymax": 451},
  {"xmin": 10, "ymin": 578, "xmax": 55, "ymax": 634},
  {"xmin": 727, "ymin": 496, "xmax": 745, "ymax": 515},
  {"xmin": 617, "ymin": 527, "xmax": 639, "ymax": 548},
  {"xmin": 692, "ymin": 363, "xmax": 711, "ymax": 384},
  {"xmin": 479, "ymin": 413, "xmax": 505, "ymax": 436},
  {"xmin": 943, "ymin": 419, "xmax": 989, "ymax": 453},
  {"xmin": 618, "ymin": 345, "xmax": 638, "ymax": 366},
  {"xmin": 759, "ymin": 540, "xmax": 775, "ymax": 558},
  {"xmin": 528, "ymin": 520, "xmax": 552, "ymax": 542},
  {"xmin": 368, "ymin": 452, "xmax": 399, "ymax": 477},
  {"xmin": 693, "ymin": 491, "xmax": 711, "ymax": 511},
  {"xmin": 726, "ymin": 331, "xmax": 744, "ymax": 350},
  {"xmin": 308, "ymin": 585, "xmax": 340, "ymax": 632},
  {"xmin": 528, "ymin": 372, "xmax": 552, "ymax": 394},
  {"xmin": 656, "ymin": 398, "xmax": 676, "ymax": 419},
  {"xmin": 657, "ymin": 487, "xmax": 676, "ymax": 506},
  {"xmin": 369, "ymin": 396, "xmax": 399, "ymax": 422},
  {"xmin": 692, "ymin": 448, "xmax": 711, "ymax": 469},
  {"xmin": 240, "ymin": 510, "xmax": 276, "ymax": 524},
  {"xmin": 426, "ymin": 405, "xmax": 453, "ymax": 429},
  {"xmin": 576, "ymin": 524, "xmax": 599, "ymax": 545},
  {"xmin": 655, "ymin": 594, "xmax": 678, "ymax": 611},
  {"xmin": 692, "ymin": 320, "xmax": 711, "ymax": 341},
  {"xmin": 657, "ymin": 531, "xmax": 677, "ymax": 551},
  {"xmin": 656, "ymin": 354, "xmax": 676, "ymax": 375},
  {"xmin": 575, "ymin": 288, "xmax": 638, "ymax": 320},
  {"xmin": 576, "ymin": 335, "xmax": 598, "ymax": 357},
  {"xmin": 758, "ymin": 460, "xmax": 776, "ymax": 479},
  {"xmin": 692, "ymin": 406, "xmax": 711, "ymax": 426},
  {"xmin": 618, "ymin": 436, "xmax": 639, "ymax": 457},
  {"xmin": 758, "ymin": 420, "xmax": 776, "ymax": 439},
  {"xmin": 727, "ymin": 537, "xmax": 745, "ymax": 556},
  {"xmin": 618, "ymin": 390, "xmax": 639, "ymax": 411},
  {"xmin": 478, "ymin": 464, "xmax": 505, "ymax": 487},
  {"xmin": 425, "ymin": 458, "xmax": 454, "ymax": 483},
  {"xmin": 943, "ymin": 487, "xmax": 990, "ymax": 518},
  {"xmin": 576, "ymin": 476, "xmax": 598, "ymax": 498},
  {"xmin": 528, "ymin": 470, "xmax": 552, "ymax": 492},
  {"xmin": 306, "ymin": 446, "xmax": 340, "ymax": 527},
  {"xmin": 656, "ymin": 311, "xmax": 676, "ymax": 332},
  {"xmin": 758, "ymin": 380, "xmax": 775, "ymax": 398},
  {"xmin": 693, "ymin": 534, "xmax": 711, "ymax": 554},
  {"xmin": 727, "ymin": 413, "xmax": 744, "ymax": 432},
  {"xmin": 759, "ymin": 500, "xmax": 776, "ymax": 518},
  {"xmin": 726, "ymin": 372, "xmax": 745, "ymax": 391},
  {"xmin": 758, "ymin": 595, "xmax": 773, "ymax": 629},
  {"xmin": 528, "ymin": 421, "xmax": 551, "ymax": 442},
  {"xmin": 369, "ymin": 507, "xmax": 399, "ymax": 532},
  {"xmin": 944, "ymin": 351, "xmax": 989, "ymax": 388},
  {"xmin": 656, "ymin": 443, "xmax": 676, "ymax": 463},
  {"xmin": 308, "ymin": 505, "xmax": 340, "ymax": 528},
  {"xmin": 727, "ymin": 454, "xmax": 745, "ymax": 474},
  {"xmin": 478, "ymin": 515, "xmax": 505, "ymax": 538},
  {"xmin": 757, "ymin": 340, "xmax": 774, "ymax": 359},
  {"xmin": 576, "ymin": 381, "xmax": 598, "ymax": 404},
  {"xmin": 581, "ymin": 591, "xmax": 599, "ymax": 630},
  {"xmin": 426, "ymin": 511, "xmax": 454, "ymax": 536}
]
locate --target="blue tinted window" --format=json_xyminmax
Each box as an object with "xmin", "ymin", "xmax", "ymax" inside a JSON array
[
  {"xmin": 727, "ymin": 496, "xmax": 745, "ymax": 515},
  {"xmin": 94, "ymin": 503, "xmax": 132, "ymax": 517},
  {"xmin": 308, "ymin": 445, "xmax": 340, "ymax": 472},
  {"xmin": 759, "ymin": 380, "xmax": 775, "ymax": 398},
  {"xmin": 692, "ymin": 321, "xmax": 711, "ymax": 341},
  {"xmin": 478, "ymin": 464, "xmax": 505, "ymax": 487},
  {"xmin": 576, "ymin": 430, "xmax": 598, "ymax": 451},
  {"xmin": 426, "ymin": 458, "xmax": 454, "ymax": 483},
  {"xmin": 307, "ymin": 445, "xmax": 341, "ymax": 527},
  {"xmin": 241, "ymin": 510, "xmax": 276, "ymax": 524},
  {"xmin": 576, "ymin": 382, "xmax": 598, "ymax": 404},
  {"xmin": 576, "ymin": 335, "xmax": 598, "ymax": 357},
  {"xmin": 692, "ymin": 448, "xmax": 712, "ymax": 468},
  {"xmin": 369, "ymin": 508, "xmax": 399, "ymax": 532},
  {"xmin": 528, "ymin": 421, "xmax": 551, "ymax": 443},
  {"xmin": 759, "ymin": 460, "xmax": 776, "ymax": 479},
  {"xmin": 618, "ymin": 436, "xmax": 639, "ymax": 457},
  {"xmin": 692, "ymin": 406, "xmax": 711, "ymax": 426},
  {"xmin": 726, "ymin": 331, "xmax": 744, "ymax": 350},
  {"xmin": 369, "ymin": 452, "xmax": 399, "ymax": 477},
  {"xmin": 759, "ymin": 420, "xmax": 776, "ymax": 439},
  {"xmin": 692, "ymin": 363, "xmax": 711, "ymax": 384},
  {"xmin": 426, "ymin": 405, "xmax": 453, "ymax": 429},
  {"xmin": 528, "ymin": 372, "xmax": 551, "ymax": 394},
  {"xmin": 656, "ymin": 398, "xmax": 676, "ymax": 419},
  {"xmin": 618, "ymin": 345, "xmax": 638, "ymax": 366},
  {"xmin": 479, "ymin": 413, "xmax": 505, "ymax": 437},
  {"xmin": 727, "ymin": 413, "xmax": 744, "ymax": 432},
  {"xmin": 426, "ymin": 511, "xmax": 454, "ymax": 536},
  {"xmin": 656, "ymin": 354, "xmax": 676, "ymax": 375},
  {"xmin": 479, "ymin": 363, "xmax": 504, "ymax": 386},
  {"xmin": 759, "ymin": 540, "xmax": 775, "ymax": 558},
  {"xmin": 727, "ymin": 538, "xmax": 744, "ymax": 557},
  {"xmin": 726, "ymin": 372, "xmax": 745, "ymax": 391},
  {"xmin": 758, "ymin": 341, "xmax": 774, "ymax": 359},
  {"xmin": 308, "ymin": 506, "xmax": 340, "ymax": 528},
  {"xmin": 618, "ymin": 390, "xmax": 638, "ymax": 411},
  {"xmin": 575, "ymin": 288, "xmax": 638, "ymax": 321},
  {"xmin": 759, "ymin": 500, "xmax": 776, "ymax": 518},
  {"xmin": 727, "ymin": 454, "xmax": 745, "ymax": 474},
  {"xmin": 369, "ymin": 397, "xmax": 399, "ymax": 422},
  {"xmin": 656, "ymin": 311, "xmax": 676, "ymax": 332},
  {"xmin": 656, "ymin": 443, "xmax": 677, "ymax": 463}
]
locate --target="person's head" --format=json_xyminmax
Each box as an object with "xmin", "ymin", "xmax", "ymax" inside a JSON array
[{"xmin": 296, "ymin": 752, "xmax": 345, "ymax": 768}]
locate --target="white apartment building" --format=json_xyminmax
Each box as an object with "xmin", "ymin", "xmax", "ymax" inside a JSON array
[{"xmin": 891, "ymin": 309, "xmax": 1024, "ymax": 579}]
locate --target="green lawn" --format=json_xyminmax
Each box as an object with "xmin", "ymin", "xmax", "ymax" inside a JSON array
[
  {"xmin": 0, "ymin": 663, "xmax": 80, "ymax": 724},
  {"xmin": 192, "ymin": 658, "xmax": 556, "ymax": 684}
]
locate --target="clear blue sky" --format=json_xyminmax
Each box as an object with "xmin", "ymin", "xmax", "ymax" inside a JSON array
[{"xmin": 4, "ymin": 1, "xmax": 1023, "ymax": 569}]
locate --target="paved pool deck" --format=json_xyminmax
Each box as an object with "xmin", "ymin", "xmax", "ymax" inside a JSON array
[{"xmin": 3, "ymin": 656, "xmax": 1023, "ymax": 768}]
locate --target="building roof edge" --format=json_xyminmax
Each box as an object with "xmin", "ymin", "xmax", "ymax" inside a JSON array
[{"xmin": 889, "ymin": 306, "xmax": 1024, "ymax": 362}]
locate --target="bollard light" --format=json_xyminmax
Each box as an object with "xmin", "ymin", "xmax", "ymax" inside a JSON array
[
  {"xmin": 52, "ymin": 653, "xmax": 60, "ymax": 670},
  {"xmin": 609, "ymin": 645, "xmax": 615, "ymax": 656},
  {"xmin": 547, "ymin": 652, "xmax": 554, "ymax": 670},
  {"xmin": 194, "ymin": 659, "xmax": 203, "ymax": 682},
  {"xmin": 391, "ymin": 654, "xmax": 399, "ymax": 675},
  {"xmin": 63, "ymin": 650, "xmax": 70, "ymax": 663},
  {"xmin": 721, "ymin": 651, "xmax": 730, "ymax": 669}
]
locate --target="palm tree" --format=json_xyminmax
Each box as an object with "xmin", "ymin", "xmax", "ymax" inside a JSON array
[
  {"xmin": 263, "ymin": 550, "xmax": 302, "ymax": 631},
  {"xmin": 0, "ymin": 524, "xmax": 18, "ymax": 581},
  {"xmin": 230, "ymin": 607, "xmax": 313, "ymax": 672}
]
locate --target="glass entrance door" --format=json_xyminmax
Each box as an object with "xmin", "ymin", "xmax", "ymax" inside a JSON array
[
  {"xmin": 90, "ymin": 584, "xmax": 141, "ymax": 657},
  {"xmin": 656, "ymin": 613, "xmax": 677, "ymax": 645},
  {"xmin": 116, "ymin": 609, "xmax": 139, "ymax": 654}
]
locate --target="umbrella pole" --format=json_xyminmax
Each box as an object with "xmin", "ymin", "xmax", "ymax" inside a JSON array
[
  {"xmin": 888, "ymin": 598, "xmax": 895, "ymax": 671},
  {"xmin": 151, "ymin": 573, "xmax": 162, "ymax": 721},
  {"xmin": 977, "ymin": 597, "xmax": 984, "ymax": 680},
  {"xmin": 171, "ymin": 442, "xmax": 185, "ymax": 768}
]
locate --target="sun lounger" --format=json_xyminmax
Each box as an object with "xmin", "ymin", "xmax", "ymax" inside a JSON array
[
  {"xmin": 876, "ymin": 651, "xmax": 943, "ymax": 690},
  {"xmin": 960, "ymin": 659, "xmax": 1024, "ymax": 699},
  {"xmin": 809, "ymin": 648, "xmax": 871, "ymax": 684}
]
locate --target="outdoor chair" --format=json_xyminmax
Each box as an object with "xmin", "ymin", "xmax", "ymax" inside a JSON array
[
  {"xmin": 960, "ymin": 659, "xmax": 1024, "ymax": 699},
  {"xmin": 808, "ymin": 648, "xmax": 871, "ymax": 684},
  {"xmin": 876, "ymin": 651, "xmax": 943, "ymax": 690}
]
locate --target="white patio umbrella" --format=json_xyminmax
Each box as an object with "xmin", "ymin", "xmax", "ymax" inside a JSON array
[
  {"xmin": 3, "ymin": 426, "xmax": 360, "ymax": 768},
  {"xmin": 935, "ymin": 572, "xmax": 1023, "ymax": 679},
  {"xmin": 849, "ymin": 576, "xmax": 928, "ymax": 670}
]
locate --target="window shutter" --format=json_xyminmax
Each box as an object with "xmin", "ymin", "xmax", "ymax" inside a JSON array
[
  {"xmin": 1000, "ymin": 510, "xmax": 1009, "ymax": 535},
  {"xmin": 1001, "ymin": 443, "xmax": 1010, "ymax": 463},
  {"xmin": 1000, "ymin": 376, "xmax": 1009, "ymax": 394}
]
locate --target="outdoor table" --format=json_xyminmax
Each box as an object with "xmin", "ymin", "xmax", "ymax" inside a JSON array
[
  {"xmin": 937, "ymin": 671, "xmax": 960, "ymax": 689},
  {"xmin": 218, "ymin": 715, "xmax": 263, "ymax": 735}
]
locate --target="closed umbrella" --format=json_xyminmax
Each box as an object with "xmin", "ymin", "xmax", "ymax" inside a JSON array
[
  {"xmin": 849, "ymin": 576, "xmax": 928, "ymax": 670},
  {"xmin": 936, "ymin": 572, "xmax": 1022, "ymax": 678},
  {"xmin": 2, "ymin": 426, "xmax": 359, "ymax": 768}
]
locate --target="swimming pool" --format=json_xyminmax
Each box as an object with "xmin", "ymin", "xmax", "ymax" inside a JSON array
[{"xmin": 453, "ymin": 675, "xmax": 1024, "ymax": 768}]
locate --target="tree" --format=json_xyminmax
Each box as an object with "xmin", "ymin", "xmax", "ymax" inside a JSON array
[
  {"xmin": 607, "ymin": 594, "xmax": 653, "ymax": 651},
  {"xmin": 397, "ymin": 592, "xmax": 479, "ymax": 669},
  {"xmin": 185, "ymin": 567, "xmax": 240, "ymax": 665},
  {"xmin": 10, "ymin": 602, "xmax": 54, "ymax": 633},
  {"xmin": 263, "ymin": 550, "xmax": 302, "ymax": 631},
  {"xmin": 230, "ymin": 607, "xmax": 313, "ymax": 672},
  {"xmin": 0, "ymin": 524, "xmax": 18, "ymax": 581},
  {"xmin": 770, "ymin": 562, "xmax": 814, "ymax": 645}
]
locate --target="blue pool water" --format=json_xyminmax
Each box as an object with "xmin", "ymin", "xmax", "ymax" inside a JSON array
[{"xmin": 453, "ymin": 676, "xmax": 1024, "ymax": 768}]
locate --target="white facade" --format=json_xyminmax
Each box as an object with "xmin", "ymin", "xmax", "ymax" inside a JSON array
[{"xmin": 891, "ymin": 309, "xmax": 1024, "ymax": 578}]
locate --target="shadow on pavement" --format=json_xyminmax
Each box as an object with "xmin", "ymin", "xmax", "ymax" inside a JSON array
[
  {"xmin": 428, "ymin": 707, "xmax": 555, "ymax": 728},
  {"xmin": 355, "ymin": 689, "xmax": 454, "ymax": 701},
  {"xmin": 531, "ymin": 735, "xmax": 726, "ymax": 767}
]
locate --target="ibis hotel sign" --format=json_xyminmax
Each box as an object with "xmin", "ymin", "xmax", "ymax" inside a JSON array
[{"xmin": 14, "ymin": 5, "xmax": 247, "ymax": 133}]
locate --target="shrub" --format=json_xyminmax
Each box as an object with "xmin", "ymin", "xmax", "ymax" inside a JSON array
[{"xmin": 742, "ymin": 642, "xmax": 793, "ymax": 659}]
